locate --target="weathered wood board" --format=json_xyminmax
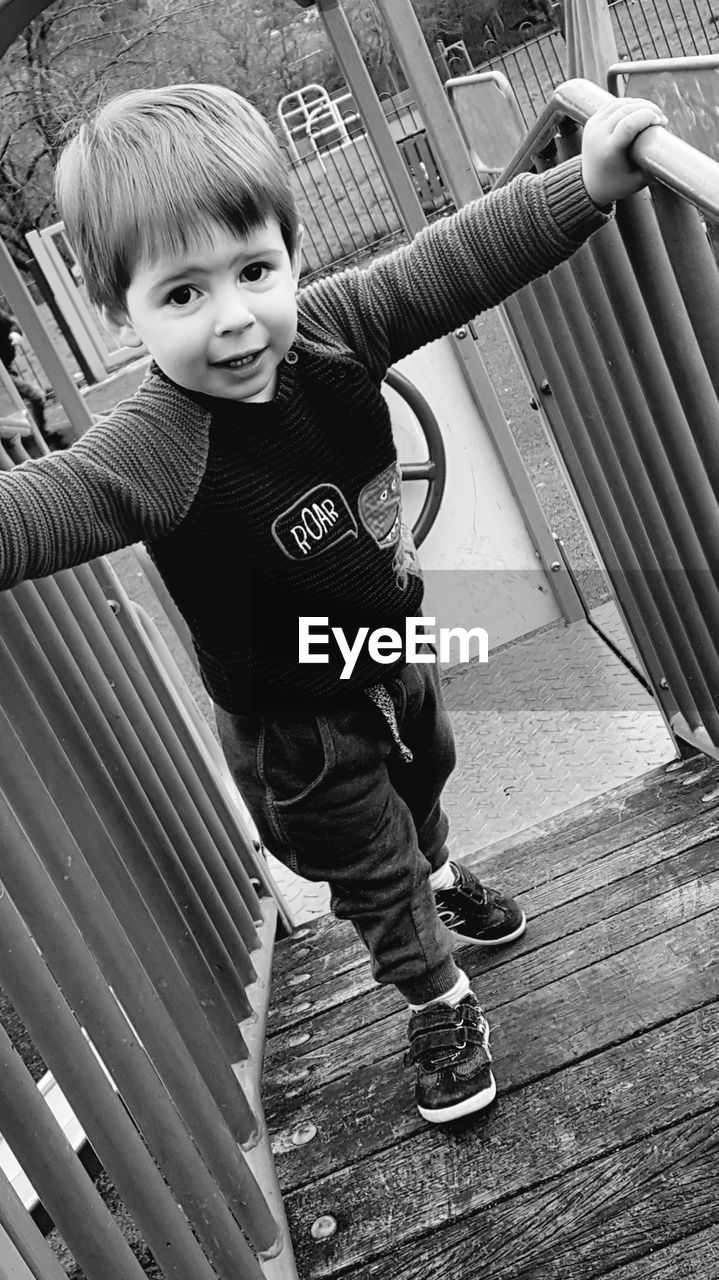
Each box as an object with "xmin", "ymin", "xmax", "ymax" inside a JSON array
[{"xmin": 266, "ymin": 755, "xmax": 719, "ymax": 1280}]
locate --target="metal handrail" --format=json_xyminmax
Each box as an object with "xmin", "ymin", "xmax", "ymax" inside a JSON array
[
  {"xmin": 494, "ymin": 76, "xmax": 719, "ymax": 758},
  {"xmin": 498, "ymin": 77, "xmax": 719, "ymax": 218}
]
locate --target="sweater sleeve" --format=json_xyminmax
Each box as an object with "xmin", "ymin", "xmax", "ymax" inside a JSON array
[
  {"xmin": 0, "ymin": 372, "xmax": 210, "ymax": 590},
  {"xmin": 297, "ymin": 156, "xmax": 609, "ymax": 380}
]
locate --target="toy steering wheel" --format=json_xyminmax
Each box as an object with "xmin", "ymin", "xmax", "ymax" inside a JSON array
[{"xmin": 384, "ymin": 367, "xmax": 447, "ymax": 549}]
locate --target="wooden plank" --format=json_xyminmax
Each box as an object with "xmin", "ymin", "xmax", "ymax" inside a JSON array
[
  {"xmin": 266, "ymin": 824, "xmax": 719, "ymax": 1053},
  {"xmin": 270, "ymin": 757, "xmax": 713, "ymax": 984},
  {"xmin": 281, "ymin": 1002, "xmax": 719, "ymax": 1278},
  {"xmin": 269, "ymin": 756, "xmax": 719, "ymax": 999},
  {"xmin": 323, "ymin": 1104, "xmax": 719, "ymax": 1280},
  {"xmin": 267, "ymin": 905, "xmax": 719, "ymax": 1186},
  {"xmin": 269, "ymin": 796, "xmax": 719, "ymax": 1036},
  {"xmin": 590, "ymin": 1223, "xmax": 719, "ymax": 1279}
]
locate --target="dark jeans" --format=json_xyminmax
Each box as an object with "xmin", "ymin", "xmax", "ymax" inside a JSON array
[{"xmin": 216, "ymin": 658, "xmax": 462, "ymax": 1004}]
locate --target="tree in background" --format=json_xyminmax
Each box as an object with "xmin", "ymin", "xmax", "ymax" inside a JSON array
[
  {"xmin": 0, "ymin": 0, "xmax": 562, "ymax": 275},
  {"xmin": 0, "ymin": 0, "xmax": 206, "ymax": 270},
  {"xmin": 413, "ymin": 0, "xmax": 561, "ymax": 65}
]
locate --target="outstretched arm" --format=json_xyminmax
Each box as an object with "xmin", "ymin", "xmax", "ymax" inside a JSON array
[
  {"xmin": 297, "ymin": 98, "xmax": 665, "ymax": 380},
  {"xmin": 0, "ymin": 373, "xmax": 209, "ymax": 590}
]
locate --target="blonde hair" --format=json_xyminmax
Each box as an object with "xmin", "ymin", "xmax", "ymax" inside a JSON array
[{"xmin": 55, "ymin": 83, "xmax": 300, "ymax": 313}]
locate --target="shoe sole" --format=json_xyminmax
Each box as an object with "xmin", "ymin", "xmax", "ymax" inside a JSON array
[
  {"xmin": 450, "ymin": 910, "xmax": 527, "ymax": 948},
  {"xmin": 418, "ymin": 1072, "xmax": 497, "ymax": 1124}
]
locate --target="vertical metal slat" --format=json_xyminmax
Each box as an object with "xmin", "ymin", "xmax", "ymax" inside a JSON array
[
  {"xmin": 0, "ymin": 892, "xmax": 224, "ymax": 1280},
  {"xmin": 0, "ymin": 773, "xmax": 280, "ymax": 1272}
]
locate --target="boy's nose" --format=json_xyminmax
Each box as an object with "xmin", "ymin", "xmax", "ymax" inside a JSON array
[{"xmin": 213, "ymin": 289, "xmax": 255, "ymax": 336}]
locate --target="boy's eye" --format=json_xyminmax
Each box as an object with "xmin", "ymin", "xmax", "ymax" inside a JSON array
[
  {"xmin": 241, "ymin": 262, "xmax": 271, "ymax": 284},
  {"xmin": 166, "ymin": 284, "xmax": 198, "ymax": 307}
]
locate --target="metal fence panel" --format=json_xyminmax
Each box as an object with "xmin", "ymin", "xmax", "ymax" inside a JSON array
[
  {"xmin": 499, "ymin": 80, "xmax": 719, "ymax": 755},
  {"xmin": 0, "ymin": 552, "xmax": 299, "ymax": 1276}
]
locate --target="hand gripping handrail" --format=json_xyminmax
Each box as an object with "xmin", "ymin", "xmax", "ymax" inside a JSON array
[{"xmin": 498, "ymin": 78, "xmax": 719, "ymax": 220}]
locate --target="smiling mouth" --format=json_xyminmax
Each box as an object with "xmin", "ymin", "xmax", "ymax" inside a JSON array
[{"xmin": 213, "ymin": 350, "xmax": 264, "ymax": 370}]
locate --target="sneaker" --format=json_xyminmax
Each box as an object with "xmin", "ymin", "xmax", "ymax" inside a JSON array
[
  {"xmin": 435, "ymin": 861, "xmax": 526, "ymax": 946},
  {"xmin": 405, "ymin": 992, "xmax": 496, "ymax": 1123}
]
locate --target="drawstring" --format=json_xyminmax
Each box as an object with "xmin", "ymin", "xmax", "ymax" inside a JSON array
[{"xmin": 364, "ymin": 682, "xmax": 414, "ymax": 764}]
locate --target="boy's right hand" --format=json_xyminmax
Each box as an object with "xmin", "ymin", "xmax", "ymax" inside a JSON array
[{"xmin": 580, "ymin": 97, "xmax": 667, "ymax": 209}]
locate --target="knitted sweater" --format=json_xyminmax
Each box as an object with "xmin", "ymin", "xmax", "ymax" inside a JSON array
[{"xmin": 0, "ymin": 158, "xmax": 607, "ymax": 712}]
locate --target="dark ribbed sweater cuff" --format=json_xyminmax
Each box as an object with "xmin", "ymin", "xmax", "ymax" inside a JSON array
[{"xmin": 541, "ymin": 155, "xmax": 613, "ymax": 244}]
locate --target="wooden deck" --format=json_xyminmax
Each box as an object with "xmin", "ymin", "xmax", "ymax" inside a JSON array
[{"xmin": 264, "ymin": 751, "xmax": 719, "ymax": 1280}]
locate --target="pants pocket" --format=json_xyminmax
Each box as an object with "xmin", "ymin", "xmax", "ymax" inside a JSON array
[{"xmin": 258, "ymin": 714, "xmax": 336, "ymax": 809}]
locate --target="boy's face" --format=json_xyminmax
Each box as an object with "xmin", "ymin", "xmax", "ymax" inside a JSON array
[{"xmin": 114, "ymin": 218, "xmax": 302, "ymax": 404}]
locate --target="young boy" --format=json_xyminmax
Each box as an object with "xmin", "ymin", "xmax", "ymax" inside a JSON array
[{"xmin": 0, "ymin": 83, "xmax": 663, "ymax": 1124}]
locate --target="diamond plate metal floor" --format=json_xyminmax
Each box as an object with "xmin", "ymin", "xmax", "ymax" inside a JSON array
[{"xmin": 268, "ymin": 603, "xmax": 676, "ymax": 924}]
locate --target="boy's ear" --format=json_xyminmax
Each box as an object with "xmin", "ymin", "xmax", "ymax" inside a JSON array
[
  {"xmin": 101, "ymin": 306, "xmax": 145, "ymax": 349},
  {"xmin": 291, "ymin": 225, "xmax": 304, "ymax": 285}
]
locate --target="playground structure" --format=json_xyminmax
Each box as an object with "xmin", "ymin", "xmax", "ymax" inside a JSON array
[{"xmin": 1, "ymin": 0, "xmax": 719, "ymax": 1277}]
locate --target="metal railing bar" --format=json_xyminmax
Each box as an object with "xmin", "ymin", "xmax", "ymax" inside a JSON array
[
  {"xmin": 553, "ymin": 255, "xmax": 719, "ymax": 702},
  {"xmin": 340, "ymin": 141, "xmax": 394, "ymax": 234},
  {"xmin": 608, "ymin": 54, "xmax": 719, "ymax": 93},
  {"xmin": 0, "ymin": 770, "xmax": 280, "ymax": 1267},
  {"xmin": 290, "ymin": 159, "xmax": 337, "ymax": 263},
  {"xmin": 128, "ymin": 601, "xmax": 295, "ymax": 938},
  {"xmin": 649, "ymin": 184, "xmax": 719, "ymax": 400},
  {"xmin": 0, "ymin": 1014, "xmax": 149, "ymax": 1280},
  {"xmin": 55, "ymin": 567, "xmax": 260, "ymax": 978},
  {"xmin": 649, "ymin": 0, "xmax": 686, "ymax": 55},
  {"xmin": 587, "ymin": 221, "xmax": 719, "ymax": 580},
  {"xmin": 236, "ymin": 898, "xmax": 301, "ymax": 1279},
  {"xmin": 0, "ymin": 673, "xmax": 263, "ymax": 1149},
  {"xmin": 0, "ymin": 1167, "xmax": 77, "ymax": 1280},
  {"xmin": 95, "ymin": 565, "xmax": 270, "ymax": 927},
  {"xmin": 529, "ymin": 26, "xmax": 563, "ymax": 90},
  {"xmin": 614, "ymin": 192, "xmax": 719, "ymax": 478},
  {"xmin": 565, "ymin": 244, "xmax": 719, "ymax": 591},
  {"xmin": 499, "ymin": 79, "xmax": 719, "ymax": 220},
  {"xmin": 75, "ymin": 563, "xmax": 264, "ymax": 953},
  {"xmin": 687, "ymin": 0, "xmax": 714, "ymax": 50},
  {"xmin": 532, "ymin": 269, "xmax": 719, "ymax": 733},
  {"xmin": 15, "ymin": 575, "xmax": 255, "ymax": 1021},
  {"xmin": 511, "ymin": 284, "xmax": 711, "ymax": 732},
  {"xmin": 613, "ymin": 3, "xmax": 646, "ymax": 59},
  {"xmin": 0, "ymin": 598, "xmax": 251, "ymax": 1120},
  {"xmin": 503, "ymin": 291, "xmax": 681, "ymax": 719},
  {"xmin": 315, "ymin": 149, "xmax": 362, "ymax": 244},
  {"xmin": 0, "ymin": 892, "xmax": 224, "ymax": 1280}
]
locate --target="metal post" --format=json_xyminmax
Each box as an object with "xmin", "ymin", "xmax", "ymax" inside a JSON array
[
  {"xmin": 0, "ymin": 892, "xmax": 224, "ymax": 1280},
  {"xmin": 0, "ymin": 1020, "xmax": 149, "ymax": 1280},
  {"xmin": 317, "ymin": 0, "xmax": 427, "ymax": 236},
  {"xmin": 0, "ymin": 606, "xmax": 251, "ymax": 1124},
  {"xmin": 42, "ymin": 569, "xmax": 260, "ymax": 981},
  {"xmin": 13, "ymin": 575, "xmax": 255, "ymax": 1021},
  {"xmin": 0, "ymin": 238, "xmax": 92, "ymax": 442},
  {"xmin": 373, "ymin": 0, "xmax": 483, "ymax": 207},
  {"xmin": 315, "ymin": 0, "xmax": 584, "ymax": 622},
  {"xmin": 75, "ymin": 565, "xmax": 263, "ymax": 954},
  {"xmin": 649, "ymin": 183, "xmax": 719, "ymax": 401},
  {"xmin": 0, "ymin": 775, "xmax": 280, "ymax": 1274},
  {"xmin": 0, "ymin": 1167, "xmax": 77, "ymax": 1280}
]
